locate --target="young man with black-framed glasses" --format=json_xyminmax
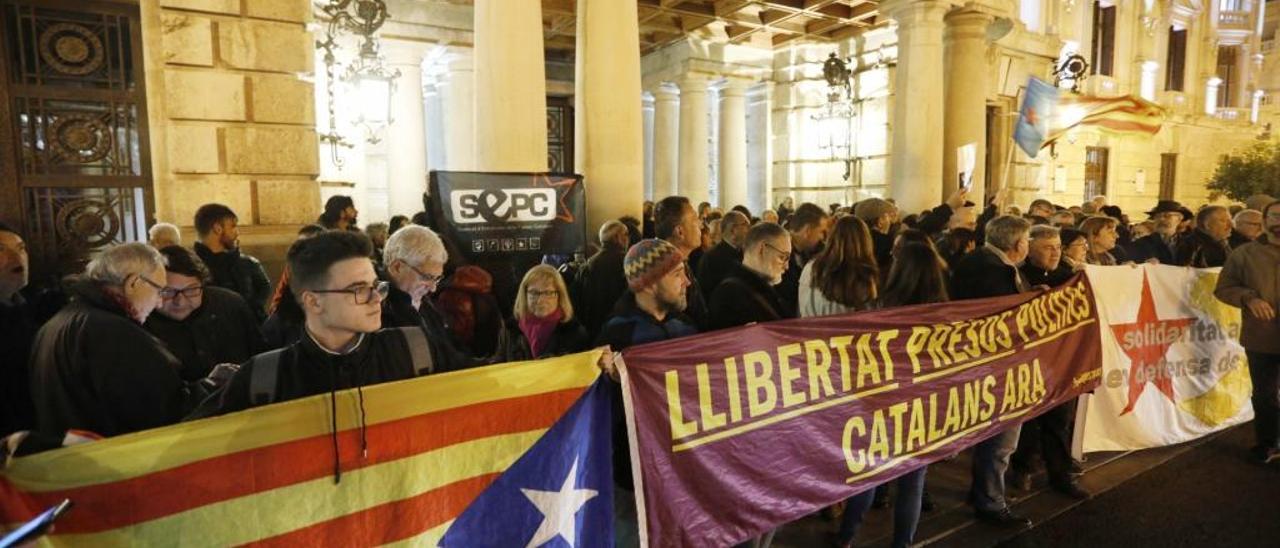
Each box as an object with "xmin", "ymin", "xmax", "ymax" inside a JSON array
[{"xmin": 197, "ymin": 231, "xmax": 455, "ymax": 420}]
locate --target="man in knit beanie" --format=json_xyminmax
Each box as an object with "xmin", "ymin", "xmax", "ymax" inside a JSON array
[{"xmin": 597, "ymin": 238, "xmax": 698, "ymax": 548}]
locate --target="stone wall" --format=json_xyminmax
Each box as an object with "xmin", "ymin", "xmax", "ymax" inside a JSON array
[{"xmin": 141, "ymin": 0, "xmax": 319, "ymax": 280}]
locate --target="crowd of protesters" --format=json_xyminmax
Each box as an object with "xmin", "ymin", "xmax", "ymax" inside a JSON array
[{"xmin": 2, "ymin": 187, "xmax": 1280, "ymax": 547}]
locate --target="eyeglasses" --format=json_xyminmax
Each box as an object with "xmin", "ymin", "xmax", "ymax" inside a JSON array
[
  {"xmin": 160, "ymin": 285, "xmax": 204, "ymax": 301},
  {"xmin": 136, "ymin": 275, "xmax": 165, "ymax": 291},
  {"xmin": 527, "ymin": 289, "xmax": 559, "ymax": 300},
  {"xmin": 402, "ymin": 261, "xmax": 443, "ymax": 284},
  {"xmin": 764, "ymin": 242, "xmax": 791, "ymax": 263},
  {"xmin": 311, "ymin": 281, "xmax": 389, "ymax": 304}
]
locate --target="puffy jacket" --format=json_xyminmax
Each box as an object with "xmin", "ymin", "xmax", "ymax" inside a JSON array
[
  {"xmin": 145, "ymin": 286, "xmax": 266, "ymax": 381},
  {"xmin": 194, "ymin": 242, "xmax": 272, "ymax": 321},
  {"xmin": 28, "ymin": 280, "xmax": 199, "ymax": 437}
]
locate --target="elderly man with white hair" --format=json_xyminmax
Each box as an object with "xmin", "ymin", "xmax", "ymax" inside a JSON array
[
  {"xmin": 28, "ymin": 243, "xmax": 202, "ymax": 438},
  {"xmin": 148, "ymin": 222, "xmax": 182, "ymax": 249},
  {"xmin": 380, "ymin": 225, "xmax": 480, "ymax": 371}
]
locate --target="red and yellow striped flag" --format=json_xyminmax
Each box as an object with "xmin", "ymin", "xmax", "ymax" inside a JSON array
[
  {"xmin": 1044, "ymin": 94, "xmax": 1166, "ymax": 147},
  {"xmin": 0, "ymin": 350, "xmax": 603, "ymax": 546}
]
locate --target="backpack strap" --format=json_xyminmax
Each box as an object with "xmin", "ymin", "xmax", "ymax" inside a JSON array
[
  {"xmin": 249, "ymin": 348, "xmax": 286, "ymax": 406},
  {"xmin": 398, "ymin": 327, "xmax": 435, "ymax": 376}
]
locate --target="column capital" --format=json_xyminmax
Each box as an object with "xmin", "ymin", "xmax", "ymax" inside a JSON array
[
  {"xmin": 651, "ymin": 81, "xmax": 681, "ymax": 99},
  {"xmin": 880, "ymin": 0, "xmax": 949, "ymax": 27},
  {"xmin": 717, "ymin": 78, "xmax": 753, "ymax": 96},
  {"xmin": 675, "ymin": 74, "xmax": 714, "ymax": 92},
  {"xmin": 945, "ymin": 8, "xmax": 994, "ymax": 42}
]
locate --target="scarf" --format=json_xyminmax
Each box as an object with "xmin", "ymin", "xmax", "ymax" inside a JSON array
[{"xmin": 519, "ymin": 308, "xmax": 563, "ymax": 359}]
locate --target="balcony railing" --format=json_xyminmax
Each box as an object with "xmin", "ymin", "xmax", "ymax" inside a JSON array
[
  {"xmin": 1219, "ymin": 10, "xmax": 1252, "ymax": 30},
  {"xmin": 1212, "ymin": 107, "xmax": 1250, "ymax": 121}
]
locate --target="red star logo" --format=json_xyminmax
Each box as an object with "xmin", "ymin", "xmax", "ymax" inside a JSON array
[
  {"xmin": 1025, "ymin": 106, "xmax": 1039, "ymax": 126},
  {"xmin": 1109, "ymin": 272, "xmax": 1195, "ymax": 415},
  {"xmin": 532, "ymin": 173, "xmax": 577, "ymax": 223}
]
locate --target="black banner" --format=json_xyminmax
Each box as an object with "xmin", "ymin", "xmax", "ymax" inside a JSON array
[{"xmin": 427, "ymin": 171, "xmax": 587, "ymax": 262}]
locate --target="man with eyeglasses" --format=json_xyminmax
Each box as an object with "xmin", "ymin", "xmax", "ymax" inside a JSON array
[
  {"xmin": 707, "ymin": 222, "xmax": 796, "ymax": 332},
  {"xmin": 29, "ymin": 243, "xmax": 204, "ymax": 438},
  {"xmin": 1229, "ymin": 209, "xmax": 1264, "ymax": 248},
  {"xmin": 199, "ymin": 231, "xmax": 465, "ymax": 419},
  {"xmin": 379, "ymin": 225, "xmax": 479, "ymax": 370},
  {"xmin": 145, "ymin": 246, "xmax": 264, "ymax": 381}
]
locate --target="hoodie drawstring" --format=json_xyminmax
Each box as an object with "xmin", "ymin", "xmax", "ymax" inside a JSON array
[
  {"xmin": 356, "ymin": 384, "xmax": 368, "ymax": 459},
  {"xmin": 328, "ymin": 364, "xmax": 341, "ymax": 484}
]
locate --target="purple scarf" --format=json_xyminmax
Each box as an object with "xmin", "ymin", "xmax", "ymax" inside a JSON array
[{"xmin": 519, "ymin": 309, "xmax": 563, "ymax": 358}]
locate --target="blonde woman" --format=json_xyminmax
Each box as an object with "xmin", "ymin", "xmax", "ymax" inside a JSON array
[{"xmin": 494, "ymin": 264, "xmax": 589, "ymax": 362}]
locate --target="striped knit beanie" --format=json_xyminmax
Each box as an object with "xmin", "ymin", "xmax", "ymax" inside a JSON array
[{"xmin": 624, "ymin": 239, "xmax": 684, "ymax": 292}]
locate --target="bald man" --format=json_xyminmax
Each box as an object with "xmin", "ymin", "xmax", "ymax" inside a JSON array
[{"xmin": 573, "ymin": 220, "xmax": 632, "ymax": 339}]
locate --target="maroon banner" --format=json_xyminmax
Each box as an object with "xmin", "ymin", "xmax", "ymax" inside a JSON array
[{"xmin": 619, "ymin": 275, "xmax": 1103, "ymax": 546}]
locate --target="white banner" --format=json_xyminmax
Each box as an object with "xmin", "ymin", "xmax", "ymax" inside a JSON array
[{"xmin": 1079, "ymin": 264, "xmax": 1253, "ymax": 453}]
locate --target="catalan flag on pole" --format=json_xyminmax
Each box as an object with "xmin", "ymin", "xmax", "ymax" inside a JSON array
[
  {"xmin": 0, "ymin": 350, "xmax": 612, "ymax": 546},
  {"xmin": 1044, "ymin": 93, "xmax": 1166, "ymax": 147}
]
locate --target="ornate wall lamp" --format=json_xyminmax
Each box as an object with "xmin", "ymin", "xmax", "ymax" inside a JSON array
[
  {"xmin": 812, "ymin": 52, "xmax": 857, "ymax": 181},
  {"xmin": 316, "ymin": 0, "xmax": 401, "ymax": 167}
]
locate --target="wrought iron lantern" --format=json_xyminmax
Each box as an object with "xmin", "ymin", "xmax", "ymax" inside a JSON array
[
  {"xmin": 812, "ymin": 52, "xmax": 857, "ymax": 181},
  {"xmin": 316, "ymin": 0, "xmax": 401, "ymax": 167}
]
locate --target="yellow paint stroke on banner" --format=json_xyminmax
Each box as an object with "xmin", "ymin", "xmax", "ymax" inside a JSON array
[{"xmin": 1179, "ymin": 358, "xmax": 1252, "ymax": 427}]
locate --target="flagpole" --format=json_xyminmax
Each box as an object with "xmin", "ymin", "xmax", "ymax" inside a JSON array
[{"xmin": 997, "ymin": 85, "xmax": 1025, "ymax": 211}]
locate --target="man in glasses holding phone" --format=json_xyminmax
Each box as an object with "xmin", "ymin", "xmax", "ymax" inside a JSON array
[{"xmin": 145, "ymin": 246, "xmax": 265, "ymax": 382}]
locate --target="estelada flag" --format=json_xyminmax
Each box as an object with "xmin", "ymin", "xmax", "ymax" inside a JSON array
[
  {"xmin": 0, "ymin": 351, "xmax": 613, "ymax": 546},
  {"xmin": 1013, "ymin": 77, "xmax": 1060, "ymax": 158},
  {"xmin": 1043, "ymin": 93, "xmax": 1166, "ymax": 147}
]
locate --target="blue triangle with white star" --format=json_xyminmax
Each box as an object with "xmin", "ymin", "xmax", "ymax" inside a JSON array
[{"xmin": 441, "ymin": 379, "xmax": 613, "ymax": 547}]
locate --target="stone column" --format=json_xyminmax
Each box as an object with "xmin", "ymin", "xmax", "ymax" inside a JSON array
[
  {"xmin": 1235, "ymin": 43, "xmax": 1253, "ymax": 110},
  {"xmin": 652, "ymin": 83, "xmax": 681, "ymax": 199},
  {"xmin": 746, "ymin": 82, "xmax": 773, "ymax": 216},
  {"xmin": 943, "ymin": 8, "xmax": 992, "ymax": 205},
  {"xmin": 884, "ymin": 0, "xmax": 948, "ymax": 214},
  {"xmin": 383, "ymin": 40, "xmax": 430, "ymax": 217},
  {"xmin": 474, "ymin": 0, "xmax": 547, "ymax": 172},
  {"xmin": 718, "ymin": 80, "xmax": 749, "ymax": 210},
  {"xmin": 432, "ymin": 49, "xmax": 476, "ymax": 171},
  {"xmin": 574, "ymin": 0, "xmax": 644, "ymax": 236},
  {"xmin": 677, "ymin": 75, "xmax": 711, "ymax": 203},
  {"xmin": 643, "ymin": 92, "xmax": 656, "ymax": 200}
]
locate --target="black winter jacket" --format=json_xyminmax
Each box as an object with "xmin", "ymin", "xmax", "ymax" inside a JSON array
[
  {"xmin": 573, "ymin": 245, "xmax": 628, "ymax": 339},
  {"xmin": 695, "ymin": 241, "xmax": 743, "ymax": 303},
  {"xmin": 1174, "ymin": 230, "xmax": 1232, "ymax": 268},
  {"xmin": 708, "ymin": 261, "xmax": 793, "ymax": 330},
  {"xmin": 194, "ymin": 242, "xmax": 272, "ymax": 321},
  {"xmin": 198, "ymin": 326, "xmax": 454, "ymax": 417},
  {"xmin": 492, "ymin": 316, "xmax": 590, "ymax": 363},
  {"xmin": 381, "ymin": 285, "xmax": 483, "ymax": 371},
  {"xmin": 951, "ymin": 246, "xmax": 1024, "ymax": 300},
  {"xmin": 145, "ymin": 286, "xmax": 266, "ymax": 381},
  {"xmin": 28, "ymin": 280, "xmax": 198, "ymax": 437},
  {"xmin": 1125, "ymin": 233, "xmax": 1177, "ymax": 265}
]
